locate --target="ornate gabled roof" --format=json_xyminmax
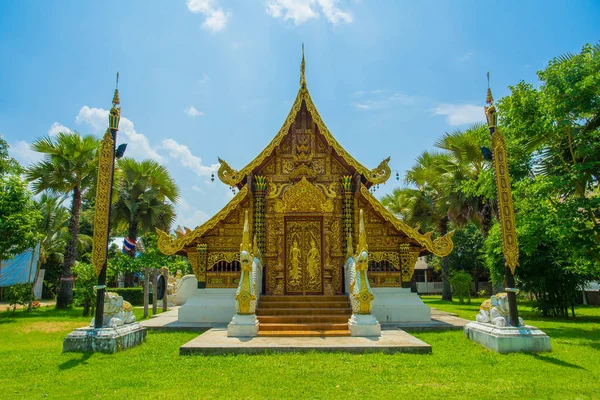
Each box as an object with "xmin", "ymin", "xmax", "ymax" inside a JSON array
[
  {"xmin": 217, "ymin": 49, "xmax": 391, "ymax": 188},
  {"xmin": 156, "ymin": 185, "xmax": 249, "ymax": 255},
  {"xmin": 359, "ymin": 185, "xmax": 454, "ymax": 257}
]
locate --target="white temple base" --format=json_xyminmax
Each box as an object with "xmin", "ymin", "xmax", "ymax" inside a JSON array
[
  {"xmin": 372, "ymin": 288, "xmax": 431, "ymax": 323},
  {"xmin": 348, "ymin": 314, "xmax": 381, "ymax": 337},
  {"xmin": 227, "ymin": 314, "xmax": 259, "ymax": 337},
  {"xmin": 464, "ymin": 322, "xmax": 552, "ymax": 353},
  {"xmin": 178, "ymin": 288, "xmax": 236, "ymax": 323}
]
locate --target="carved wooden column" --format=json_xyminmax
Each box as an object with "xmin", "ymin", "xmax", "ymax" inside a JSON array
[
  {"xmin": 188, "ymin": 244, "xmax": 208, "ymax": 289},
  {"xmin": 253, "ymin": 176, "xmax": 267, "ymax": 258},
  {"xmin": 341, "ymin": 175, "xmax": 354, "ymax": 257},
  {"xmin": 399, "ymin": 243, "xmax": 420, "ymax": 288}
]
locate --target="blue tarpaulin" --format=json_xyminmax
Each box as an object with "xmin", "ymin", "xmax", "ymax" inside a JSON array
[{"xmin": 0, "ymin": 244, "xmax": 41, "ymax": 287}]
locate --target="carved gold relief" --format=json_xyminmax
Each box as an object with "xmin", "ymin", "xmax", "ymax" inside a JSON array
[
  {"xmin": 285, "ymin": 219, "xmax": 322, "ymax": 294},
  {"xmin": 217, "ymin": 157, "xmax": 244, "ymax": 186},
  {"xmin": 92, "ymin": 129, "xmax": 115, "ymax": 276},
  {"xmin": 274, "ymin": 177, "xmax": 334, "ymax": 213},
  {"xmin": 207, "ymin": 252, "xmax": 240, "ymax": 269},
  {"xmin": 370, "ymin": 251, "xmax": 400, "ymax": 269}
]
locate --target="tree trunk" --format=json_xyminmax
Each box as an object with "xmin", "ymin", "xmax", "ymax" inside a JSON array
[
  {"xmin": 56, "ymin": 186, "xmax": 82, "ymax": 309},
  {"xmin": 480, "ymin": 200, "xmax": 493, "ymax": 239},
  {"xmin": 439, "ymin": 217, "xmax": 452, "ymax": 301},
  {"xmin": 124, "ymin": 221, "xmax": 138, "ymax": 287}
]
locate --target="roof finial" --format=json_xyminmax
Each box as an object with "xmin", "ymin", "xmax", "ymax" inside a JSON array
[
  {"xmin": 486, "ymin": 71, "xmax": 494, "ymax": 105},
  {"xmin": 112, "ymin": 72, "xmax": 120, "ymax": 107},
  {"xmin": 300, "ymin": 43, "xmax": 306, "ymax": 89}
]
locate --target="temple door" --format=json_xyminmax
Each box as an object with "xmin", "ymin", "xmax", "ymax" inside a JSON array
[{"xmin": 285, "ymin": 217, "xmax": 323, "ymax": 295}]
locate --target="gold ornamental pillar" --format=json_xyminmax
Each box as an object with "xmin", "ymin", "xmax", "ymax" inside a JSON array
[
  {"xmin": 485, "ymin": 76, "xmax": 520, "ymax": 327},
  {"xmin": 92, "ymin": 73, "xmax": 121, "ymax": 328}
]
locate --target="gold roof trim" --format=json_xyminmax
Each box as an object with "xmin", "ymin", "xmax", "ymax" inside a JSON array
[
  {"xmin": 217, "ymin": 86, "xmax": 391, "ymax": 187},
  {"xmin": 359, "ymin": 185, "xmax": 454, "ymax": 257},
  {"xmin": 156, "ymin": 185, "xmax": 250, "ymax": 255}
]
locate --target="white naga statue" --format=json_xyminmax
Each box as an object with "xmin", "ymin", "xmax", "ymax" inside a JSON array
[
  {"xmin": 91, "ymin": 292, "xmax": 136, "ymax": 328},
  {"xmin": 476, "ymin": 292, "xmax": 524, "ymax": 327}
]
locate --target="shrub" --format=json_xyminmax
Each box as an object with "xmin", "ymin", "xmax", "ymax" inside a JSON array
[
  {"xmin": 73, "ymin": 262, "xmax": 98, "ymax": 316},
  {"xmin": 450, "ymin": 272, "xmax": 473, "ymax": 304},
  {"xmin": 6, "ymin": 283, "xmax": 34, "ymax": 312},
  {"xmin": 109, "ymin": 288, "xmax": 152, "ymax": 306}
]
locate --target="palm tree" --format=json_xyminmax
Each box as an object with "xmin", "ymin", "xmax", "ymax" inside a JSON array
[
  {"xmin": 434, "ymin": 123, "xmax": 495, "ymax": 237},
  {"xmin": 27, "ymin": 132, "xmax": 99, "ymax": 308},
  {"xmin": 36, "ymin": 193, "xmax": 70, "ymax": 266},
  {"xmin": 112, "ymin": 158, "xmax": 179, "ymax": 264}
]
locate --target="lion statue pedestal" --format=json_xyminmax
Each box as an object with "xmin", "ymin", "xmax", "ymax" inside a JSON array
[
  {"xmin": 464, "ymin": 293, "xmax": 551, "ymax": 354},
  {"xmin": 475, "ymin": 293, "xmax": 524, "ymax": 327},
  {"xmin": 90, "ymin": 292, "xmax": 136, "ymax": 328},
  {"xmin": 63, "ymin": 292, "xmax": 146, "ymax": 354}
]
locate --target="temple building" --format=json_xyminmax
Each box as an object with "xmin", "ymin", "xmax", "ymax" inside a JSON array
[{"xmin": 157, "ymin": 48, "xmax": 454, "ymax": 336}]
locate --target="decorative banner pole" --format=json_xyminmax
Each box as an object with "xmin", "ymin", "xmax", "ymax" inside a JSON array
[
  {"xmin": 92, "ymin": 73, "xmax": 121, "ymax": 329},
  {"xmin": 484, "ymin": 73, "xmax": 520, "ymax": 327}
]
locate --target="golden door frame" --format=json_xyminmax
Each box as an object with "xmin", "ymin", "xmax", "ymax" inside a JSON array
[{"xmin": 284, "ymin": 216, "xmax": 324, "ymax": 295}]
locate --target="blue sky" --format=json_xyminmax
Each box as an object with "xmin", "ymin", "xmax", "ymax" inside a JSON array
[{"xmin": 1, "ymin": 0, "xmax": 599, "ymax": 230}]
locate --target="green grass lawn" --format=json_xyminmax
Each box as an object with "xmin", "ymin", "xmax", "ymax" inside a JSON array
[{"xmin": 1, "ymin": 299, "xmax": 598, "ymax": 399}]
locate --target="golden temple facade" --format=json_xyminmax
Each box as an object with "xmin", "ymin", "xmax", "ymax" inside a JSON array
[{"xmin": 157, "ymin": 49, "xmax": 454, "ymax": 295}]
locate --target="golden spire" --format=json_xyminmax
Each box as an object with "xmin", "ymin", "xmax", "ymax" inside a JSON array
[
  {"xmin": 486, "ymin": 71, "xmax": 494, "ymax": 105},
  {"xmin": 300, "ymin": 43, "xmax": 306, "ymax": 89},
  {"xmin": 484, "ymin": 72, "xmax": 497, "ymax": 128},
  {"xmin": 357, "ymin": 209, "xmax": 368, "ymax": 255},
  {"xmin": 240, "ymin": 210, "xmax": 252, "ymax": 254},
  {"xmin": 112, "ymin": 72, "xmax": 120, "ymax": 107},
  {"xmin": 108, "ymin": 72, "xmax": 121, "ymax": 130}
]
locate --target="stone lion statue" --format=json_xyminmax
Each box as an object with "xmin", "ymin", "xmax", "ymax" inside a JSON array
[
  {"xmin": 476, "ymin": 292, "xmax": 524, "ymax": 327},
  {"xmin": 90, "ymin": 292, "xmax": 136, "ymax": 328}
]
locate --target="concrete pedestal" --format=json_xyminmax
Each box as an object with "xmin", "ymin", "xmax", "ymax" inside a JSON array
[
  {"xmin": 63, "ymin": 323, "xmax": 146, "ymax": 353},
  {"xmin": 464, "ymin": 321, "xmax": 551, "ymax": 353},
  {"xmin": 348, "ymin": 314, "xmax": 381, "ymax": 337},
  {"xmin": 178, "ymin": 288, "xmax": 236, "ymax": 323},
  {"xmin": 227, "ymin": 314, "xmax": 259, "ymax": 337},
  {"xmin": 372, "ymin": 287, "xmax": 431, "ymax": 323}
]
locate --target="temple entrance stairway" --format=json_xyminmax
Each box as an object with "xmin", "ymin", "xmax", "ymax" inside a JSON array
[{"xmin": 256, "ymin": 295, "xmax": 352, "ymax": 337}]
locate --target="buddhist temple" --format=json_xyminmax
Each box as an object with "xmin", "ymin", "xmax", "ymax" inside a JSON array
[{"xmin": 157, "ymin": 47, "xmax": 454, "ymax": 336}]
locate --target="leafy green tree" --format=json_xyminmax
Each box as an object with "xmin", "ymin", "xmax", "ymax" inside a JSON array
[
  {"xmin": 26, "ymin": 132, "xmax": 100, "ymax": 308},
  {"xmin": 0, "ymin": 138, "xmax": 41, "ymax": 262},
  {"xmin": 449, "ymin": 271, "xmax": 473, "ymax": 304},
  {"xmin": 444, "ymin": 224, "xmax": 487, "ymax": 292}
]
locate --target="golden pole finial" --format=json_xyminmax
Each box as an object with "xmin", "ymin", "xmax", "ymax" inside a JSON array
[
  {"xmin": 112, "ymin": 71, "xmax": 120, "ymax": 107},
  {"xmin": 486, "ymin": 71, "xmax": 494, "ymax": 105},
  {"xmin": 300, "ymin": 43, "xmax": 306, "ymax": 89}
]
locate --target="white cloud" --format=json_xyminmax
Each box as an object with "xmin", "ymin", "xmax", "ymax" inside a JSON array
[
  {"xmin": 192, "ymin": 185, "xmax": 205, "ymax": 194},
  {"xmin": 7, "ymin": 140, "xmax": 43, "ymax": 166},
  {"xmin": 48, "ymin": 122, "xmax": 72, "ymax": 136},
  {"xmin": 187, "ymin": 0, "xmax": 230, "ymax": 33},
  {"xmin": 456, "ymin": 52, "xmax": 474, "ymax": 63},
  {"xmin": 433, "ymin": 104, "xmax": 485, "ymax": 126},
  {"xmin": 198, "ymin": 73, "xmax": 210, "ymax": 84},
  {"xmin": 175, "ymin": 197, "xmax": 209, "ymax": 229},
  {"xmin": 76, "ymin": 106, "xmax": 163, "ymax": 161},
  {"xmin": 266, "ymin": 0, "xmax": 352, "ymax": 25},
  {"xmin": 352, "ymin": 90, "xmax": 418, "ymax": 110},
  {"xmin": 184, "ymin": 106, "xmax": 204, "ymax": 118},
  {"xmin": 161, "ymin": 138, "xmax": 219, "ymax": 177},
  {"xmin": 317, "ymin": 0, "xmax": 353, "ymax": 24}
]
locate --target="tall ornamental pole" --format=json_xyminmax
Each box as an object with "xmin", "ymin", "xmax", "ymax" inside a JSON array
[
  {"xmin": 484, "ymin": 74, "xmax": 520, "ymax": 327},
  {"xmin": 92, "ymin": 73, "xmax": 121, "ymax": 328}
]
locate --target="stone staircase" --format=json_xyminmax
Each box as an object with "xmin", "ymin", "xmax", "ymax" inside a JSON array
[{"xmin": 256, "ymin": 295, "xmax": 352, "ymax": 337}]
